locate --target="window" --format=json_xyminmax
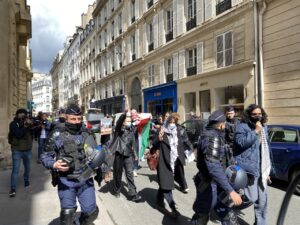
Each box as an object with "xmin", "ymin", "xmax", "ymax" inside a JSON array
[
  {"xmin": 118, "ymin": 13, "xmax": 122, "ymax": 34},
  {"xmin": 166, "ymin": 9, "xmax": 173, "ymax": 42},
  {"xmin": 186, "ymin": 0, "xmax": 196, "ymax": 31},
  {"xmin": 111, "ymin": 21, "xmax": 114, "ymax": 41},
  {"xmin": 104, "ymin": 30, "xmax": 107, "ymax": 47},
  {"xmin": 148, "ymin": 23, "xmax": 154, "ymax": 52},
  {"xmin": 131, "ymin": 34, "xmax": 136, "ymax": 61},
  {"xmin": 166, "ymin": 58, "xmax": 173, "ymax": 82},
  {"xmin": 131, "ymin": 0, "xmax": 135, "ymax": 23},
  {"xmin": 216, "ymin": 31, "xmax": 233, "ymax": 68},
  {"xmin": 148, "ymin": 65, "xmax": 155, "ymax": 86},
  {"xmin": 117, "ymin": 45, "xmax": 122, "ymax": 68},
  {"xmin": 148, "ymin": 0, "xmax": 153, "ymax": 8},
  {"xmin": 112, "ymin": 50, "xmax": 115, "ymax": 72},
  {"xmin": 103, "ymin": 5, "xmax": 107, "ymax": 21},
  {"xmin": 187, "ymin": 48, "xmax": 197, "ymax": 76},
  {"xmin": 270, "ymin": 129, "xmax": 298, "ymax": 143}
]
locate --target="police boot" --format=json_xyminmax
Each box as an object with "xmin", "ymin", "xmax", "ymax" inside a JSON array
[
  {"xmin": 60, "ymin": 208, "xmax": 76, "ymax": 225},
  {"xmin": 79, "ymin": 206, "xmax": 99, "ymax": 225},
  {"xmin": 191, "ymin": 213, "xmax": 209, "ymax": 225},
  {"xmin": 222, "ymin": 210, "xmax": 239, "ymax": 225}
]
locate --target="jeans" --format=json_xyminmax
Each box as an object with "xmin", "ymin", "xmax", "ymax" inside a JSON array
[
  {"xmin": 10, "ymin": 150, "xmax": 32, "ymax": 190},
  {"xmin": 38, "ymin": 138, "xmax": 46, "ymax": 159}
]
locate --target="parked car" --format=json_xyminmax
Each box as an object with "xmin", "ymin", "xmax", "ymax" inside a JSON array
[
  {"xmin": 181, "ymin": 119, "xmax": 207, "ymax": 148},
  {"xmin": 268, "ymin": 125, "xmax": 300, "ymax": 194}
]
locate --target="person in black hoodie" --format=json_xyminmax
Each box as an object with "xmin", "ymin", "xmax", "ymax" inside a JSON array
[
  {"xmin": 111, "ymin": 111, "xmax": 141, "ymax": 202},
  {"xmin": 8, "ymin": 108, "xmax": 34, "ymax": 197}
]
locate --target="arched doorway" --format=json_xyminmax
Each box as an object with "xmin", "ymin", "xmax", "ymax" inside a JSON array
[{"xmin": 131, "ymin": 77, "xmax": 142, "ymax": 112}]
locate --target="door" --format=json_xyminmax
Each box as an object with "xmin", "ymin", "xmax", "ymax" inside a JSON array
[{"xmin": 269, "ymin": 127, "xmax": 300, "ymax": 181}]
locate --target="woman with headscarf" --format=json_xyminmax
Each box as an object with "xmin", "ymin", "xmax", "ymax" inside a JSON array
[{"xmin": 153, "ymin": 115, "xmax": 185, "ymax": 219}]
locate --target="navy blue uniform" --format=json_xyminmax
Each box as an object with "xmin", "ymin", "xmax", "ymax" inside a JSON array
[
  {"xmin": 41, "ymin": 127, "xmax": 99, "ymax": 225},
  {"xmin": 192, "ymin": 127, "xmax": 237, "ymax": 225}
]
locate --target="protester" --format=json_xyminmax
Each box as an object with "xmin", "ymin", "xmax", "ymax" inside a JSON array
[
  {"xmin": 224, "ymin": 105, "xmax": 240, "ymax": 154},
  {"xmin": 40, "ymin": 104, "xmax": 101, "ymax": 225},
  {"xmin": 153, "ymin": 115, "xmax": 184, "ymax": 219},
  {"xmin": 36, "ymin": 112, "xmax": 52, "ymax": 163},
  {"xmin": 172, "ymin": 112, "xmax": 193, "ymax": 193},
  {"xmin": 234, "ymin": 104, "xmax": 272, "ymax": 225},
  {"xmin": 8, "ymin": 108, "xmax": 34, "ymax": 197},
  {"xmin": 110, "ymin": 111, "xmax": 141, "ymax": 202},
  {"xmin": 131, "ymin": 109, "xmax": 140, "ymax": 177},
  {"xmin": 191, "ymin": 110, "xmax": 242, "ymax": 225}
]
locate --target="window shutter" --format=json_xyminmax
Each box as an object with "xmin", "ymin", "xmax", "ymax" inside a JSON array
[
  {"xmin": 173, "ymin": 0, "xmax": 178, "ymax": 38},
  {"xmin": 204, "ymin": 0, "xmax": 213, "ymax": 21},
  {"xmin": 127, "ymin": 36, "xmax": 132, "ymax": 63},
  {"xmin": 196, "ymin": 0, "xmax": 204, "ymax": 25},
  {"xmin": 127, "ymin": 1, "xmax": 131, "ymax": 26},
  {"xmin": 135, "ymin": 0, "xmax": 139, "ymax": 19},
  {"xmin": 173, "ymin": 53, "xmax": 179, "ymax": 80},
  {"xmin": 178, "ymin": 49, "xmax": 186, "ymax": 79},
  {"xmin": 135, "ymin": 28, "xmax": 139, "ymax": 58},
  {"xmin": 232, "ymin": 0, "xmax": 242, "ymax": 7},
  {"xmin": 143, "ymin": 23, "xmax": 148, "ymax": 54},
  {"xmin": 160, "ymin": 59, "xmax": 165, "ymax": 84},
  {"xmin": 216, "ymin": 34, "xmax": 223, "ymax": 68},
  {"xmin": 197, "ymin": 42, "xmax": 203, "ymax": 73},
  {"xmin": 177, "ymin": 0, "xmax": 185, "ymax": 36},
  {"xmin": 225, "ymin": 32, "xmax": 233, "ymax": 66},
  {"xmin": 158, "ymin": 10, "xmax": 165, "ymax": 47},
  {"xmin": 153, "ymin": 15, "xmax": 158, "ymax": 49}
]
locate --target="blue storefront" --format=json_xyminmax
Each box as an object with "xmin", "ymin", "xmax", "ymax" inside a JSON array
[{"xmin": 143, "ymin": 82, "xmax": 177, "ymax": 115}]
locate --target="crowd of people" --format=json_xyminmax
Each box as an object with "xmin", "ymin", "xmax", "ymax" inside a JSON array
[{"xmin": 7, "ymin": 103, "xmax": 273, "ymax": 225}]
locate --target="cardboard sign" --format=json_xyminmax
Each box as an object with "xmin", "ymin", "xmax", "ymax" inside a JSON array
[{"xmin": 100, "ymin": 117, "xmax": 113, "ymax": 135}]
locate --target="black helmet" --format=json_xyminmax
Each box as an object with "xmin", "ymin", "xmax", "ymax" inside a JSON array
[{"xmin": 225, "ymin": 165, "xmax": 248, "ymax": 190}]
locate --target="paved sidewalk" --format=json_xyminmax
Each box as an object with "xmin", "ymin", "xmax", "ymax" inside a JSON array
[{"xmin": 0, "ymin": 142, "xmax": 114, "ymax": 225}]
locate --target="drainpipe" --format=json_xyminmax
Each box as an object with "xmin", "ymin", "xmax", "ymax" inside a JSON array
[
  {"xmin": 258, "ymin": 0, "xmax": 267, "ymax": 107},
  {"xmin": 253, "ymin": 0, "xmax": 259, "ymax": 105}
]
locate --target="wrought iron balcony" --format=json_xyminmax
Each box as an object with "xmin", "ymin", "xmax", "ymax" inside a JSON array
[
  {"xmin": 148, "ymin": 42, "xmax": 154, "ymax": 52},
  {"xmin": 187, "ymin": 66, "xmax": 197, "ymax": 76},
  {"xmin": 186, "ymin": 17, "xmax": 196, "ymax": 31},
  {"xmin": 165, "ymin": 31, "xmax": 173, "ymax": 42},
  {"xmin": 166, "ymin": 73, "xmax": 173, "ymax": 82},
  {"xmin": 216, "ymin": 0, "xmax": 232, "ymax": 15}
]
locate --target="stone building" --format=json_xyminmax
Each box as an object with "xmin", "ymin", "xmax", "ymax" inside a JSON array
[
  {"xmin": 31, "ymin": 73, "xmax": 52, "ymax": 114},
  {"xmin": 0, "ymin": 0, "xmax": 32, "ymax": 166}
]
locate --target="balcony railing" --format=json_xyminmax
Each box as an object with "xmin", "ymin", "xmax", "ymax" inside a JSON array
[
  {"xmin": 148, "ymin": 42, "xmax": 154, "ymax": 52},
  {"xmin": 131, "ymin": 16, "xmax": 135, "ymax": 24},
  {"xmin": 132, "ymin": 54, "xmax": 136, "ymax": 61},
  {"xmin": 166, "ymin": 73, "xmax": 173, "ymax": 82},
  {"xmin": 187, "ymin": 66, "xmax": 197, "ymax": 76},
  {"xmin": 216, "ymin": 0, "xmax": 232, "ymax": 15},
  {"xmin": 148, "ymin": 0, "xmax": 153, "ymax": 8},
  {"xmin": 186, "ymin": 17, "xmax": 196, "ymax": 31},
  {"xmin": 165, "ymin": 31, "xmax": 173, "ymax": 42}
]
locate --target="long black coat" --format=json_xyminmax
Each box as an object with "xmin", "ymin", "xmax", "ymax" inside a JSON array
[{"xmin": 155, "ymin": 127, "xmax": 185, "ymax": 190}]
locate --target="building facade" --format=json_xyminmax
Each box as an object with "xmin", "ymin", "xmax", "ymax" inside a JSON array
[
  {"xmin": 31, "ymin": 73, "xmax": 52, "ymax": 114},
  {"xmin": 262, "ymin": 0, "xmax": 300, "ymax": 124},
  {"xmin": 0, "ymin": 0, "xmax": 32, "ymax": 167}
]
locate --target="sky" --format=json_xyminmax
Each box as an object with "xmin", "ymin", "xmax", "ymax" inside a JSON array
[{"xmin": 28, "ymin": 0, "xmax": 95, "ymax": 74}]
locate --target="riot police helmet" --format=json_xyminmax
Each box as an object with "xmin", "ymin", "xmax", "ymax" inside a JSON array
[{"xmin": 225, "ymin": 165, "xmax": 248, "ymax": 190}]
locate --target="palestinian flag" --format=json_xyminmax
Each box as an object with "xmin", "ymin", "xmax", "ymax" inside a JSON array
[{"xmin": 136, "ymin": 113, "xmax": 152, "ymax": 160}]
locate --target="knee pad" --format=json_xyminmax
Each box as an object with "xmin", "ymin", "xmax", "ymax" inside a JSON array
[
  {"xmin": 60, "ymin": 208, "xmax": 76, "ymax": 225},
  {"xmin": 79, "ymin": 206, "xmax": 99, "ymax": 225}
]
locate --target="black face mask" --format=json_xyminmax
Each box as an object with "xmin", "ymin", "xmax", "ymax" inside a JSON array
[
  {"xmin": 59, "ymin": 117, "xmax": 65, "ymax": 123},
  {"xmin": 250, "ymin": 116, "xmax": 262, "ymax": 123},
  {"xmin": 65, "ymin": 122, "xmax": 82, "ymax": 133}
]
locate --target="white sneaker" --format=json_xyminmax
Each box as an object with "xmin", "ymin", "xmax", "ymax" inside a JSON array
[{"xmin": 133, "ymin": 170, "xmax": 138, "ymax": 177}]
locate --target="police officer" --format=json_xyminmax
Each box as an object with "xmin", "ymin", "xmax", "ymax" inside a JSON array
[
  {"xmin": 41, "ymin": 104, "xmax": 100, "ymax": 225},
  {"xmin": 191, "ymin": 110, "xmax": 242, "ymax": 225},
  {"xmin": 51, "ymin": 108, "xmax": 66, "ymax": 131}
]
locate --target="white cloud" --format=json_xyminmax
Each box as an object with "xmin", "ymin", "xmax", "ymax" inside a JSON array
[{"xmin": 28, "ymin": 0, "xmax": 95, "ymax": 73}]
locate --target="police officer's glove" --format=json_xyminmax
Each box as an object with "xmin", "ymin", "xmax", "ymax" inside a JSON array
[{"xmin": 94, "ymin": 168, "xmax": 103, "ymax": 187}]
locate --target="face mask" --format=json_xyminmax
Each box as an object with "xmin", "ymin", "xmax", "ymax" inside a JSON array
[
  {"xmin": 251, "ymin": 116, "xmax": 262, "ymax": 123},
  {"xmin": 65, "ymin": 122, "xmax": 82, "ymax": 133},
  {"xmin": 169, "ymin": 124, "xmax": 176, "ymax": 130},
  {"xmin": 125, "ymin": 122, "xmax": 131, "ymax": 129},
  {"xmin": 59, "ymin": 117, "xmax": 65, "ymax": 123}
]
